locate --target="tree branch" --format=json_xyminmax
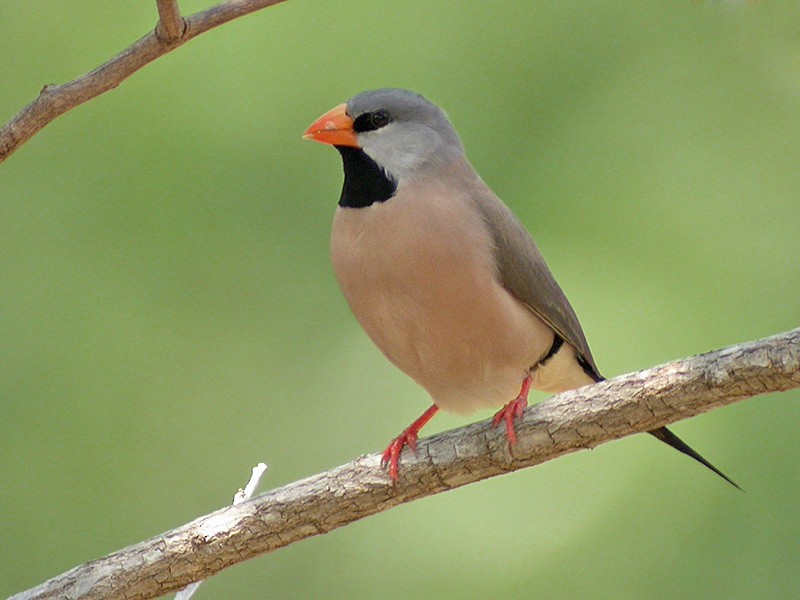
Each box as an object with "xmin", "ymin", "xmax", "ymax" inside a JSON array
[
  {"xmin": 155, "ymin": 1, "xmax": 186, "ymax": 42},
  {"xmin": 10, "ymin": 329, "xmax": 800, "ymax": 600},
  {"xmin": 174, "ymin": 462, "xmax": 268, "ymax": 600},
  {"xmin": 0, "ymin": 0, "xmax": 289, "ymax": 164}
]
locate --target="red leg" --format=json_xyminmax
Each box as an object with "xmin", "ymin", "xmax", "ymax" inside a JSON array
[
  {"xmin": 381, "ymin": 405, "xmax": 440, "ymax": 482},
  {"xmin": 492, "ymin": 376, "xmax": 533, "ymax": 448}
]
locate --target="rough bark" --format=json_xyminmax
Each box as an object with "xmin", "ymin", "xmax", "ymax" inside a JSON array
[{"xmin": 10, "ymin": 328, "xmax": 800, "ymax": 600}]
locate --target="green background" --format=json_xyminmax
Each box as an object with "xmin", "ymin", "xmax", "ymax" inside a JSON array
[{"xmin": 2, "ymin": 1, "xmax": 799, "ymax": 598}]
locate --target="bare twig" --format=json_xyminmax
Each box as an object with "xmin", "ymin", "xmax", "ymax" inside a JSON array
[
  {"xmin": 9, "ymin": 329, "xmax": 800, "ymax": 600},
  {"xmin": 175, "ymin": 462, "xmax": 268, "ymax": 600},
  {"xmin": 232, "ymin": 462, "xmax": 269, "ymax": 506},
  {"xmin": 0, "ymin": 0, "xmax": 289, "ymax": 164},
  {"xmin": 155, "ymin": 0, "xmax": 186, "ymax": 42}
]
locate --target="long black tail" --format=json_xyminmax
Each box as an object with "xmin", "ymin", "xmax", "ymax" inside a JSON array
[
  {"xmin": 648, "ymin": 426, "xmax": 741, "ymax": 490},
  {"xmin": 580, "ymin": 362, "xmax": 741, "ymax": 491}
]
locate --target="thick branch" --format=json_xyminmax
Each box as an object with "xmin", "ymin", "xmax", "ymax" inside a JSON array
[
  {"xmin": 0, "ymin": 0, "xmax": 289, "ymax": 164},
  {"xmin": 11, "ymin": 329, "xmax": 800, "ymax": 600}
]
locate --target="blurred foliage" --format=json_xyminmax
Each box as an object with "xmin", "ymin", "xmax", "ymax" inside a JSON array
[{"xmin": 1, "ymin": 1, "xmax": 799, "ymax": 598}]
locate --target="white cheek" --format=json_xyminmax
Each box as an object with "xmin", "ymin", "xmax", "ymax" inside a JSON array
[{"xmin": 361, "ymin": 126, "xmax": 433, "ymax": 180}]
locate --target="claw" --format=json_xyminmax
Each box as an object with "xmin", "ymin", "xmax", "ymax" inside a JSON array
[
  {"xmin": 492, "ymin": 376, "xmax": 533, "ymax": 450},
  {"xmin": 380, "ymin": 405, "xmax": 439, "ymax": 482},
  {"xmin": 381, "ymin": 429, "xmax": 419, "ymax": 482}
]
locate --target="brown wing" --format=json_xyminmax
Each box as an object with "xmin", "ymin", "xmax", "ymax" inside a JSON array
[{"xmin": 470, "ymin": 186, "xmax": 602, "ymax": 379}]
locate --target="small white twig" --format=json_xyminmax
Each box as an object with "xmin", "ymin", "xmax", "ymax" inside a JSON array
[
  {"xmin": 234, "ymin": 462, "xmax": 268, "ymax": 505},
  {"xmin": 174, "ymin": 580, "xmax": 202, "ymax": 599},
  {"xmin": 175, "ymin": 462, "xmax": 268, "ymax": 600}
]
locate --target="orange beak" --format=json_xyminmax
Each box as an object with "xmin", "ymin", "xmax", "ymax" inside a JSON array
[{"xmin": 303, "ymin": 103, "xmax": 359, "ymax": 148}]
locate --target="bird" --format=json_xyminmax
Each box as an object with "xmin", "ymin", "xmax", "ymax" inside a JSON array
[{"xmin": 303, "ymin": 88, "xmax": 738, "ymax": 488}]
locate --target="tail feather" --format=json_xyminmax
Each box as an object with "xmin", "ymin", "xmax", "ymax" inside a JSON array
[
  {"xmin": 581, "ymin": 369, "xmax": 740, "ymax": 490},
  {"xmin": 648, "ymin": 426, "xmax": 741, "ymax": 491}
]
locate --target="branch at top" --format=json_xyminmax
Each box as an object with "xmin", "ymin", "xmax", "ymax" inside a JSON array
[
  {"xmin": 155, "ymin": 0, "xmax": 186, "ymax": 42},
  {"xmin": 9, "ymin": 328, "xmax": 800, "ymax": 600},
  {"xmin": 0, "ymin": 0, "xmax": 290, "ymax": 164}
]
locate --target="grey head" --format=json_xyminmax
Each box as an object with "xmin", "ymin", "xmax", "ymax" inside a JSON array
[{"xmin": 346, "ymin": 88, "xmax": 466, "ymax": 182}]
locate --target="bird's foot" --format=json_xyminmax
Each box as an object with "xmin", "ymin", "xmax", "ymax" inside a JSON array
[
  {"xmin": 492, "ymin": 376, "xmax": 533, "ymax": 449},
  {"xmin": 492, "ymin": 398, "xmax": 527, "ymax": 448},
  {"xmin": 380, "ymin": 405, "xmax": 439, "ymax": 483},
  {"xmin": 381, "ymin": 429, "xmax": 419, "ymax": 482}
]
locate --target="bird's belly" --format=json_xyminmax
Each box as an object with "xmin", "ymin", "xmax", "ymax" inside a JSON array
[
  {"xmin": 331, "ymin": 202, "xmax": 554, "ymax": 414},
  {"xmin": 360, "ymin": 286, "xmax": 551, "ymax": 413}
]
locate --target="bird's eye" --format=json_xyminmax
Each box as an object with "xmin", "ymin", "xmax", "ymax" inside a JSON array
[
  {"xmin": 370, "ymin": 110, "xmax": 392, "ymax": 129},
  {"xmin": 353, "ymin": 110, "xmax": 393, "ymax": 133}
]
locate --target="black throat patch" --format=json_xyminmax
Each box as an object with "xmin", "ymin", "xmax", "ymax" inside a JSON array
[{"xmin": 336, "ymin": 146, "xmax": 397, "ymax": 208}]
